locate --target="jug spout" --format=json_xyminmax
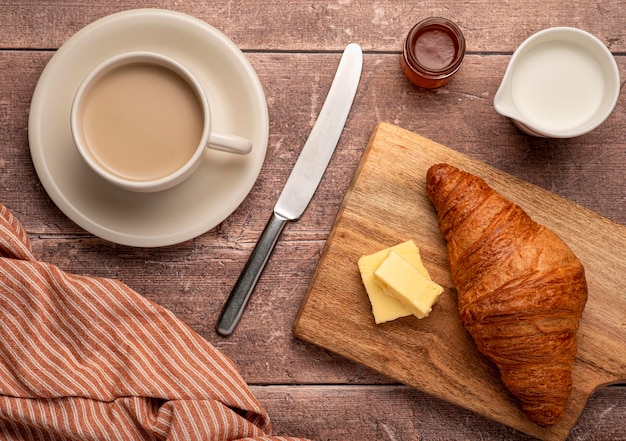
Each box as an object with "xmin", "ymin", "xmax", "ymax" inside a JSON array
[
  {"xmin": 493, "ymin": 66, "xmax": 555, "ymax": 137},
  {"xmin": 493, "ymin": 80, "xmax": 521, "ymax": 121},
  {"xmin": 494, "ymin": 83, "xmax": 547, "ymax": 137}
]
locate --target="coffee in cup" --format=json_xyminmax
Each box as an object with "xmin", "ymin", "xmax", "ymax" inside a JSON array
[{"xmin": 71, "ymin": 51, "xmax": 252, "ymax": 192}]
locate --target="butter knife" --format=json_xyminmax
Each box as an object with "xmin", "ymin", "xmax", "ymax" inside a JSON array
[{"xmin": 216, "ymin": 43, "xmax": 363, "ymax": 336}]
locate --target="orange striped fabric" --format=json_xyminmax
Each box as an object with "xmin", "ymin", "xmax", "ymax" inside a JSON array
[{"xmin": 0, "ymin": 204, "xmax": 311, "ymax": 441}]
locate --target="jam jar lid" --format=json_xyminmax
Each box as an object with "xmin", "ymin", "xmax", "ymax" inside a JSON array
[{"xmin": 401, "ymin": 17, "xmax": 466, "ymax": 88}]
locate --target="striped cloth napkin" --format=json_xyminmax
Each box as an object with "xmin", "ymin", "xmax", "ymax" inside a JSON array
[{"xmin": 0, "ymin": 204, "xmax": 310, "ymax": 441}]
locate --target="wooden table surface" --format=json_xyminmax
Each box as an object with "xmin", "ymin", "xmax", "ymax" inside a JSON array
[{"xmin": 1, "ymin": 1, "xmax": 624, "ymax": 440}]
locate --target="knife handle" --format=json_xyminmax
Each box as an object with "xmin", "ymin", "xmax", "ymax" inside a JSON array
[{"xmin": 216, "ymin": 212, "xmax": 289, "ymax": 336}]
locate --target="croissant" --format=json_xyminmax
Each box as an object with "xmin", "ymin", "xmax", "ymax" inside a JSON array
[{"xmin": 425, "ymin": 163, "xmax": 588, "ymax": 427}]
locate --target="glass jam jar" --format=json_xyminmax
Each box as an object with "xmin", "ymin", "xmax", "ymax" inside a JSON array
[{"xmin": 401, "ymin": 17, "xmax": 466, "ymax": 88}]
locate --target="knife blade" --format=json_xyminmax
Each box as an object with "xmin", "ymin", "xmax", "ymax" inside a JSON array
[{"xmin": 216, "ymin": 43, "xmax": 363, "ymax": 336}]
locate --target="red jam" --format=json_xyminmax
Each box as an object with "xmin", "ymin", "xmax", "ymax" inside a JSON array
[{"xmin": 401, "ymin": 17, "xmax": 466, "ymax": 88}]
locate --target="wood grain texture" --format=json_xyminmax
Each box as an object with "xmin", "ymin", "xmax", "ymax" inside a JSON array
[
  {"xmin": 293, "ymin": 123, "xmax": 626, "ymax": 440},
  {"xmin": 1, "ymin": 1, "xmax": 625, "ymax": 53},
  {"xmin": 1, "ymin": 1, "xmax": 625, "ymax": 440},
  {"xmin": 253, "ymin": 385, "xmax": 626, "ymax": 441}
]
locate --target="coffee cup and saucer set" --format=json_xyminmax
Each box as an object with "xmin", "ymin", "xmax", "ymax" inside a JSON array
[{"xmin": 28, "ymin": 9, "xmax": 269, "ymax": 247}]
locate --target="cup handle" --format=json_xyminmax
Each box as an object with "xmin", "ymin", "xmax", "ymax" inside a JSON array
[{"xmin": 208, "ymin": 132, "xmax": 253, "ymax": 155}]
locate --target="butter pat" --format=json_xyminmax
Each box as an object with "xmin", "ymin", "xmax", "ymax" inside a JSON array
[
  {"xmin": 374, "ymin": 251, "xmax": 444, "ymax": 319},
  {"xmin": 358, "ymin": 241, "xmax": 430, "ymax": 324}
]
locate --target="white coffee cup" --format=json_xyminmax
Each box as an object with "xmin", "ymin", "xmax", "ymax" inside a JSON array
[{"xmin": 71, "ymin": 51, "xmax": 253, "ymax": 192}]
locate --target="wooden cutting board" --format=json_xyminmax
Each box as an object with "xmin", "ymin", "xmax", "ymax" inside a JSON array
[{"xmin": 293, "ymin": 122, "xmax": 626, "ymax": 440}]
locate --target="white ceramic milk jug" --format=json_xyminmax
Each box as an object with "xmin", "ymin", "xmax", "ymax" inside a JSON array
[{"xmin": 494, "ymin": 27, "xmax": 620, "ymax": 138}]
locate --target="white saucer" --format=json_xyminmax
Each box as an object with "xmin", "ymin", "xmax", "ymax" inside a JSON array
[{"xmin": 28, "ymin": 9, "xmax": 268, "ymax": 247}]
